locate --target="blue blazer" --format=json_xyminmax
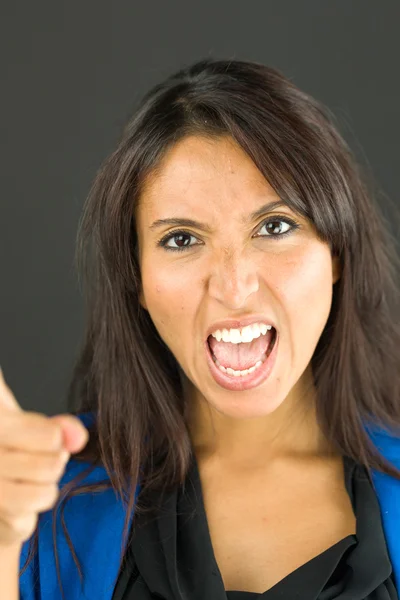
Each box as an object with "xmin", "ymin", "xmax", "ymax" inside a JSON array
[{"xmin": 18, "ymin": 412, "xmax": 400, "ymax": 599}]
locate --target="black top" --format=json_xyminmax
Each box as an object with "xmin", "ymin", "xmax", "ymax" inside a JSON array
[{"xmin": 112, "ymin": 453, "xmax": 398, "ymax": 599}]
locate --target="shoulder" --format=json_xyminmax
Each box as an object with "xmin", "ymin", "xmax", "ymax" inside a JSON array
[
  {"xmin": 19, "ymin": 410, "xmax": 135, "ymax": 597},
  {"xmin": 364, "ymin": 419, "xmax": 400, "ymax": 467}
]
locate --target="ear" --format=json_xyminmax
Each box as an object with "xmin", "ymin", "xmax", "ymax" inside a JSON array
[{"xmin": 332, "ymin": 255, "xmax": 341, "ymax": 285}]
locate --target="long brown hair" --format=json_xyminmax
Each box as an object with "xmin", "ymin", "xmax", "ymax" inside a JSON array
[{"xmin": 19, "ymin": 57, "xmax": 400, "ymax": 598}]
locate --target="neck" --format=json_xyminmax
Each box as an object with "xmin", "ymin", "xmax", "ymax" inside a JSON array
[{"xmin": 184, "ymin": 367, "xmax": 338, "ymax": 470}]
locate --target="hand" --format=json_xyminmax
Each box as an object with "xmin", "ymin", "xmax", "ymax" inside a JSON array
[{"xmin": 0, "ymin": 368, "xmax": 89, "ymax": 547}]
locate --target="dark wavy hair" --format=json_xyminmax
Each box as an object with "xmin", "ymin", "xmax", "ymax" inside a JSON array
[{"xmin": 19, "ymin": 57, "xmax": 400, "ymax": 598}]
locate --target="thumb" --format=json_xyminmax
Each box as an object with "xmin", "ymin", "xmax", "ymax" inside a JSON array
[
  {"xmin": 48, "ymin": 414, "xmax": 90, "ymax": 454},
  {"xmin": 0, "ymin": 366, "xmax": 23, "ymax": 412}
]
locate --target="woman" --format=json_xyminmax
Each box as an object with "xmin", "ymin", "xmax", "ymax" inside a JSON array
[{"xmin": 14, "ymin": 57, "xmax": 400, "ymax": 598}]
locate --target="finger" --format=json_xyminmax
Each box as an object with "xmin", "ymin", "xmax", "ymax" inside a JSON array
[
  {"xmin": 0, "ymin": 446, "xmax": 69, "ymax": 484},
  {"xmin": 48, "ymin": 414, "xmax": 89, "ymax": 453},
  {"xmin": 0, "ymin": 412, "xmax": 64, "ymax": 452},
  {"xmin": 0, "ymin": 480, "xmax": 60, "ymax": 517},
  {"xmin": 0, "ymin": 368, "xmax": 23, "ymax": 413}
]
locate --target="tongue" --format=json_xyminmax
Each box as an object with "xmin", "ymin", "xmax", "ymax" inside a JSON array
[{"xmin": 208, "ymin": 330, "xmax": 274, "ymax": 371}]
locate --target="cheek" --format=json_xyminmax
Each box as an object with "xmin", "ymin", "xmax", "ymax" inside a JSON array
[
  {"xmin": 274, "ymin": 245, "xmax": 334, "ymax": 337},
  {"xmin": 140, "ymin": 259, "xmax": 196, "ymax": 346}
]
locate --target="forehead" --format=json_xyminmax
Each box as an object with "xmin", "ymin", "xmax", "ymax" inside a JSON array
[{"xmin": 137, "ymin": 135, "xmax": 280, "ymax": 220}]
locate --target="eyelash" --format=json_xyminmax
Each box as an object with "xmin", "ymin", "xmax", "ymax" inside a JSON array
[{"xmin": 157, "ymin": 215, "xmax": 301, "ymax": 252}]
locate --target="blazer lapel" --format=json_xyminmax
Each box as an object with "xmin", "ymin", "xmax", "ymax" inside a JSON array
[
  {"xmin": 367, "ymin": 422, "xmax": 400, "ymax": 593},
  {"xmin": 28, "ymin": 413, "xmax": 400, "ymax": 599},
  {"xmin": 36, "ymin": 457, "xmax": 136, "ymax": 600}
]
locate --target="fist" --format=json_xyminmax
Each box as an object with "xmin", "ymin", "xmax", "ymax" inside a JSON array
[{"xmin": 0, "ymin": 368, "xmax": 89, "ymax": 547}]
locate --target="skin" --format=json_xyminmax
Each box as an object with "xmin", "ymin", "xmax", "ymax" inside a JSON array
[{"xmin": 136, "ymin": 134, "xmax": 341, "ymax": 468}]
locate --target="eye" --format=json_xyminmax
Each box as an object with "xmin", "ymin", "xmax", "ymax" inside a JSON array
[
  {"xmin": 158, "ymin": 231, "xmax": 200, "ymax": 251},
  {"xmin": 255, "ymin": 216, "xmax": 299, "ymax": 238},
  {"xmin": 157, "ymin": 216, "xmax": 300, "ymax": 252}
]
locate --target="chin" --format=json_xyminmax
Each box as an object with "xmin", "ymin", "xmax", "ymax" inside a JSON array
[{"xmin": 203, "ymin": 383, "xmax": 285, "ymax": 420}]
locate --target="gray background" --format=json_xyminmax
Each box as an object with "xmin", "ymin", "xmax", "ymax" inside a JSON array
[{"xmin": 1, "ymin": 1, "xmax": 399, "ymax": 414}]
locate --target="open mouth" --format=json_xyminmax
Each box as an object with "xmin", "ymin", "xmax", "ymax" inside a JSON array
[
  {"xmin": 207, "ymin": 326, "xmax": 277, "ymax": 377},
  {"xmin": 205, "ymin": 324, "xmax": 279, "ymax": 391}
]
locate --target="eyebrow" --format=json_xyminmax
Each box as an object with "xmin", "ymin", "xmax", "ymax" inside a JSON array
[{"xmin": 149, "ymin": 200, "xmax": 289, "ymax": 231}]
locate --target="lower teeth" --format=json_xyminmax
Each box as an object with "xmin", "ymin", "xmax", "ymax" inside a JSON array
[{"xmin": 213, "ymin": 353, "xmax": 267, "ymax": 377}]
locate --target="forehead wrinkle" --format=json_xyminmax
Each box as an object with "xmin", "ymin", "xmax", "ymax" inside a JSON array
[{"xmin": 136, "ymin": 137, "xmax": 285, "ymax": 225}]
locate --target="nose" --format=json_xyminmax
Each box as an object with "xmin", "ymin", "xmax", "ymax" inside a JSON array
[{"xmin": 208, "ymin": 245, "xmax": 260, "ymax": 310}]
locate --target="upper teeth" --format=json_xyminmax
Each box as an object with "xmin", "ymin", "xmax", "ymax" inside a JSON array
[{"xmin": 211, "ymin": 323, "xmax": 272, "ymax": 344}]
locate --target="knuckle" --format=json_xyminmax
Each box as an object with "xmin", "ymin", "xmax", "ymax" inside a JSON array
[
  {"xmin": 36, "ymin": 425, "xmax": 63, "ymax": 451},
  {"xmin": 46, "ymin": 426, "xmax": 63, "ymax": 451},
  {"xmin": 40, "ymin": 483, "xmax": 60, "ymax": 509},
  {"xmin": 9, "ymin": 513, "xmax": 38, "ymax": 536},
  {"xmin": 28, "ymin": 482, "xmax": 58, "ymax": 511},
  {"xmin": 47, "ymin": 454, "xmax": 68, "ymax": 480},
  {"xmin": 0, "ymin": 448, "xmax": 66, "ymax": 483},
  {"xmin": 0, "ymin": 480, "xmax": 59, "ymax": 517},
  {"xmin": 34, "ymin": 453, "xmax": 65, "ymax": 480},
  {"xmin": 27, "ymin": 414, "xmax": 63, "ymax": 450}
]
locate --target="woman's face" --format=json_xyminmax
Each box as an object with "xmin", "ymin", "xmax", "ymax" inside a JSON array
[{"xmin": 136, "ymin": 135, "xmax": 340, "ymax": 419}]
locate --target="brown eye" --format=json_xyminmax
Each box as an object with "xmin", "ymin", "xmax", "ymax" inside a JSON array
[
  {"xmin": 256, "ymin": 216, "xmax": 299, "ymax": 238},
  {"xmin": 170, "ymin": 234, "xmax": 192, "ymax": 248},
  {"xmin": 266, "ymin": 220, "xmax": 287, "ymax": 234},
  {"xmin": 158, "ymin": 231, "xmax": 200, "ymax": 252}
]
